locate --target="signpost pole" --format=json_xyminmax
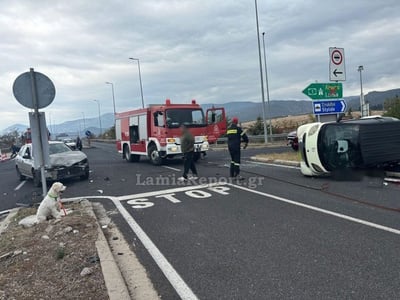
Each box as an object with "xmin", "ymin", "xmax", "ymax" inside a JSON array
[
  {"xmin": 254, "ymin": 0, "xmax": 268, "ymax": 144},
  {"xmin": 29, "ymin": 68, "xmax": 47, "ymax": 196}
]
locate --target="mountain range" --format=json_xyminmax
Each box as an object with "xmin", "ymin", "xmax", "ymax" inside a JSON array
[{"xmin": 2, "ymin": 88, "xmax": 398, "ymax": 137}]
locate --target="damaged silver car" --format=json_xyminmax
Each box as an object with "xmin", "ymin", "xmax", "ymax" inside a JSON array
[{"xmin": 15, "ymin": 141, "xmax": 89, "ymax": 186}]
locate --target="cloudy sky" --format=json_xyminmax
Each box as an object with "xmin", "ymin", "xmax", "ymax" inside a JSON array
[{"xmin": 1, "ymin": 0, "xmax": 399, "ymax": 131}]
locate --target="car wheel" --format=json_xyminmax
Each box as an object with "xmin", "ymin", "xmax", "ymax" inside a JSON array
[
  {"xmin": 16, "ymin": 166, "xmax": 26, "ymax": 181},
  {"xmin": 32, "ymin": 169, "xmax": 41, "ymax": 187},
  {"xmin": 80, "ymin": 169, "xmax": 90, "ymax": 180},
  {"xmin": 148, "ymin": 144, "xmax": 162, "ymax": 165}
]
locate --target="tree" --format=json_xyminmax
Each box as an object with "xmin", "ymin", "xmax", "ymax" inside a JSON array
[
  {"xmin": 102, "ymin": 125, "xmax": 116, "ymax": 139},
  {"xmin": 247, "ymin": 116, "xmax": 264, "ymax": 135},
  {"xmin": 346, "ymin": 107, "xmax": 353, "ymax": 119},
  {"xmin": 383, "ymin": 95, "xmax": 400, "ymax": 119}
]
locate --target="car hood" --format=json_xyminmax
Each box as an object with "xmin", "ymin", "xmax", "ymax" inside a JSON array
[{"xmin": 49, "ymin": 151, "xmax": 87, "ymax": 167}]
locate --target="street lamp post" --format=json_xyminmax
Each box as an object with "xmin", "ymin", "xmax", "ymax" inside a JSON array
[
  {"xmin": 129, "ymin": 57, "xmax": 145, "ymax": 108},
  {"xmin": 254, "ymin": 0, "xmax": 268, "ymax": 144},
  {"xmin": 358, "ymin": 66, "xmax": 365, "ymax": 117},
  {"xmin": 81, "ymin": 112, "xmax": 86, "ymax": 133},
  {"xmin": 262, "ymin": 32, "xmax": 273, "ymax": 139},
  {"xmin": 93, "ymin": 100, "xmax": 102, "ymax": 136},
  {"xmin": 105, "ymin": 82, "xmax": 116, "ymax": 117}
]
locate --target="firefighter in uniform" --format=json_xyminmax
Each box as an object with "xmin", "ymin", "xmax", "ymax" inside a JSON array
[{"xmin": 227, "ymin": 117, "xmax": 248, "ymax": 179}]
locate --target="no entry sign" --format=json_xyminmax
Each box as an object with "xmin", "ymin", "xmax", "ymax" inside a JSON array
[{"xmin": 329, "ymin": 47, "xmax": 346, "ymax": 81}]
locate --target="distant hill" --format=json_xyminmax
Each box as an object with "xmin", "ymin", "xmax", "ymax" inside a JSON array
[{"xmin": 2, "ymin": 88, "xmax": 399, "ymax": 136}]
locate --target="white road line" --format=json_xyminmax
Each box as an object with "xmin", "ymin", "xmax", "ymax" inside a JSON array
[
  {"xmin": 227, "ymin": 183, "xmax": 400, "ymax": 236},
  {"xmin": 117, "ymin": 182, "xmax": 225, "ymax": 201},
  {"xmin": 113, "ymin": 198, "xmax": 199, "ymax": 300},
  {"xmin": 246, "ymin": 160, "xmax": 300, "ymax": 169},
  {"xmin": 14, "ymin": 181, "xmax": 26, "ymax": 191},
  {"xmin": 162, "ymin": 166, "xmax": 181, "ymax": 172}
]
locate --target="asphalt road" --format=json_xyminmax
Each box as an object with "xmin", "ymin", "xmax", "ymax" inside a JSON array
[{"xmin": 1, "ymin": 142, "xmax": 399, "ymax": 299}]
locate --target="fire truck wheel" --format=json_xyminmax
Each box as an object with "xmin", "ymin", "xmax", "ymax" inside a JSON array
[
  {"xmin": 148, "ymin": 144, "xmax": 162, "ymax": 165},
  {"xmin": 123, "ymin": 145, "xmax": 140, "ymax": 162}
]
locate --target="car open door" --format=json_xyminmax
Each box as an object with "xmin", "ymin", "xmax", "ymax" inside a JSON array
[{"xmin": 206, "ymin": 107, "xmax": 227, "ymax": 144}]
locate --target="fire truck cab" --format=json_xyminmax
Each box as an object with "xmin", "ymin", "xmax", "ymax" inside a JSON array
[{"xmin": 115, "ymin": 99, "xmax": 226, "ymax": 165}]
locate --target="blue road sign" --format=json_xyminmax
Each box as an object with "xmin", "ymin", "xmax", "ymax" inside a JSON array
[
  {"xmin": 85, "ymin": 130, "xmax": 92, "ymax": 137},
  {"xmin": 313, "ymin": 99, "xmax": 347, "ymax": 115}
]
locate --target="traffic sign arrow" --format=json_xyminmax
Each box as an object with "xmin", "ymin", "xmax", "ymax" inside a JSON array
[
  {"xmin": 302, "ymin": 83, "xmax": 343, "ymax": 100},
  {"xmin": 340, "ymin": 100, "xmax": 346, "ymax": 111},
  {"xmin": 333, "ymin": 69, "xmax": 343, "ymax": 77}
]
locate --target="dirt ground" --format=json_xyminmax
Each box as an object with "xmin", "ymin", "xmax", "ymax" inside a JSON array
[{"xmin": 0, "ymin": 203, "xmax": 108, "ymax": 300}]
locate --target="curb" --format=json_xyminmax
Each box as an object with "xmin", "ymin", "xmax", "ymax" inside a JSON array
[
  {"xmin": 0, "ymin": 209, "xmax": 19, "ymax": 235},
  {"xmin": 82, "ymin": 200, "xmax": 131, "ymax": 300},
  {"xmin": 251, "ymin": 156, "xmax": 300, "ymax": 167}
]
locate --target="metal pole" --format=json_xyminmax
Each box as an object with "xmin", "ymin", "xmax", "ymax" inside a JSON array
[
  {"xmin": 48, "ymin": 112, "xmax": 52, "ymax": 140},
  {"xmin": 358, "ymin": 65, "xmax": 364, "ymax": 117},
  {"xmin": 82, "ymin": 112, "xmax": 86, "ymax": 131},
  {"xmin": 254, "ymin": 0, "xmax": 268, "ymax": 144},
  {"xmin": 93, "ymin": 100, "xmax": 102, "ymax": 136},
  {"xmin": 129, "ymin": 58, "xmax": 145, "ymax": 108},
  {"xmin": 105, "ymin": 82, "xmax": 116, "ymax": 116},
  {"xmin": 262, "ymin": 32, "xmax": 273, "ymax": 139},
  {"xmin": 29, "ymin": 68, "xmax": 47, "ymax": 196}
]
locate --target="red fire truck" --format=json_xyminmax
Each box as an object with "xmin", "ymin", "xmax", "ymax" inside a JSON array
[{"xmin": 115, "ymin": 99, "xmax": 227, "ymax": 165}]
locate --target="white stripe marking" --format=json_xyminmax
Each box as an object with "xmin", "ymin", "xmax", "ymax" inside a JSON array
[
  {"xmin": 118, "ymin": 183, "xmax": 225, "ymax": 201},
  {"xmin": 14, "ymin": 181, "xmax": 26, "ymax": 191},
  {"xmin": 246, "ymin": 160, "xmax": 300, "ymax": 169},
  {"xmin": 112, "ymin": 198, "xmax": 199, "ymax": 300},
  {"xmin": 227, "ymin": 183, "xmax": 400, "ymax": 235},
  {"xmin": 162, "ymin": 166, "xmax": 181, "ymax": 172}
]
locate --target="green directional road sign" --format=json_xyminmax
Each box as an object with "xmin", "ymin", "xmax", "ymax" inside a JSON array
[{"xmin": 302, "ymin": 83, "xmax": 343, "ymax": 100}]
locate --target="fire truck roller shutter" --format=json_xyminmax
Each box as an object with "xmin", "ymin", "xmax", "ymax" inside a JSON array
[{"xmin": 139, "ymin": 114, "xmax": 148, "ymax": 139}]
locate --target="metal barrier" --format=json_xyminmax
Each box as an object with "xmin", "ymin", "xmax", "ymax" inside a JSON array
[{"xmin": 216, "ymin": 134, "xmax": 288, "ymax": 144}]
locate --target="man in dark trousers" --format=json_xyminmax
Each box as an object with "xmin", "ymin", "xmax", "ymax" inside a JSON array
[
  {"xmin": 227, "ymin": 117, "xmax": 248, "ymax": 179},
  {"xmin": 178, "ymin": 124, "xmax": 198, "ymax": 182}
]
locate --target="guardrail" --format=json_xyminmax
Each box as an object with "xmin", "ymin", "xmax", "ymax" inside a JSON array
[
  {"xmin": 216, "ymin": 134, "xmax": 288, "ymax": 144},
  {"xmin": 91, "ymin": 134, "xmax": 289, "ymax": 145}
]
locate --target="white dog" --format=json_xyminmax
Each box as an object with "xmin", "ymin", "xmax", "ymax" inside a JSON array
[{"xmin": 36, "ymin": 182, "xmax": 66, "ymax": 222}]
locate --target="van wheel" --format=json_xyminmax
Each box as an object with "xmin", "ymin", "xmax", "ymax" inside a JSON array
[
  {"xmin": 148, "ymin": 144, "xmax": 162, "ymax": 165},
  {"xmin": 32, "ymin": 169, "xmax": 41, "ymax": 187}
]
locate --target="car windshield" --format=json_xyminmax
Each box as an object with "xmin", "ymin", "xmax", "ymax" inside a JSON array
[
  {"xmin": 317, "ymin": 123, "xmax": 363, "ymax": 170},
  {"xmin": 166, "ymin": 109, "xmax": 205, "ymax": 128},
  {"xmin": 49, "ymin": 143, "xmax": 73, "ymax": 155}
]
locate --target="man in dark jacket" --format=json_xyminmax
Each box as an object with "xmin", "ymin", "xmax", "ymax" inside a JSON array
[
  {"xmin": 227, "ymin": 117, "xmax": 248, "ymax": 179},
  {"xmin": 178, "ymin": 125, "xmax": 198, "ymax": 181}
]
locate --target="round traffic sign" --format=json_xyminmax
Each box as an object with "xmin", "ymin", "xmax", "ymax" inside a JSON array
[
  {"xmin": 13, "ymin": 70, "xmax": 56, "ymax": 109},
  {"xmin": 331, "ymin": 49, "xmax": 343, "ymax": 65}
]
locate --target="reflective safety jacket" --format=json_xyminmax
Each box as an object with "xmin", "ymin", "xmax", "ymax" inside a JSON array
[{"xmin": 227, "ymin": 124, "xmax": 249, "ymax": 150}]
